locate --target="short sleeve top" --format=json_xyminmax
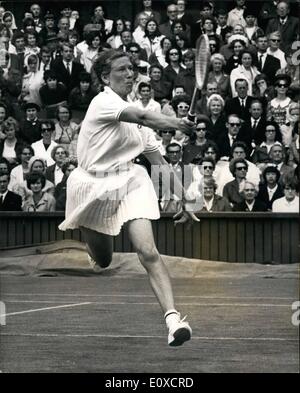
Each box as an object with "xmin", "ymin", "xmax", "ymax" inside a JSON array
[{"xmin": 77, "ymin": 87, "xmax": 159, "ymax": 173}]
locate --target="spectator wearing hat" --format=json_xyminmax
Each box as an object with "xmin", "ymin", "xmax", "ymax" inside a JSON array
[
  {"xmin": 233, "ymin": 180, "xmax": 268, "ymax": 211},
  {"xmin": 266, "ymin": 1, "xmax": 299, "ymax": 51},
  {"xmin": 19, "ymin": 102, "xmax": 41, "ymax": 144},
  {"xmin": 257, "ymin": 165, "xmax": 284, "ymax": 210},
  {"xmin": 31, "ymin": 120, "xmax": 58, "ymax": 166},
  {"xmin": 267, "ymin": 73, "xmax": 294, "ymax": 131},
  {"xmin": 51, "ymin": 42, "xmax": 85, "ymax": 95},
  {"xmin": 255, "ymin": 35, "xmax": 280, "ymax": 86},
  {"xmin": 224, "ymin": 34, "xmax": 248, "ymax": 74}
]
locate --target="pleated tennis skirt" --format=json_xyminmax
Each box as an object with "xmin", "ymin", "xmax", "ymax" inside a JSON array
[{"xmin": 58, "ymin": 163, "xmax": 160, "ymax": 236}]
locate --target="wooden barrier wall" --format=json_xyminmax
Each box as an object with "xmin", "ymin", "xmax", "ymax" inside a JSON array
[{"xmin": 0, "ymin": 212, "xmax": 298, "ymax": 264}]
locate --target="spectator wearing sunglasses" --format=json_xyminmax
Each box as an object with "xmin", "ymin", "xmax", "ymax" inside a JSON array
[
  {"xmin": 266, "ymin": 1, "xmax": 299, "ymax": 51},
  {"xmin": 267, "ymin": 74, "xmax": 295, "ymax": 134},
  {"xmin": 266, "ymin": 31, "xmax": 287, "ymax": 69},
  {"xmin": 182, "ymin": 117, "xmax": 214, "ymax": 164},
  {"xmin": 216, "ymin": 114, "xmax": 247, "ymax": 159},
  {"xmin": 223, "ymin": 157, "xmax": 249, "ymax": 206}
]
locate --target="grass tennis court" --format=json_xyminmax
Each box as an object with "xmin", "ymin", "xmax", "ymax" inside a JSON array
[{"xmin": 0, "ymin": 265, "xmax": 298, "ymax": 373}]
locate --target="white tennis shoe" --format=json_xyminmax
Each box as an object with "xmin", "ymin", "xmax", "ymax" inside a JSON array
[{"xmin": 166, "ymin": 312, "xmax": 192, "ymax": 346}]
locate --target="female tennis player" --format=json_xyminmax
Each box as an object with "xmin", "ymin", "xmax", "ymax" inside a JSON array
[{"xmin": 59, "ymin": 50, "xmax": 199, "ymax": 346}]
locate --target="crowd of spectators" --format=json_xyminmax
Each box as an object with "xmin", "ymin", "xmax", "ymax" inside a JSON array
[{"xmin": 0, "ymin": 0, "xmax": 298, "ymax": 213}]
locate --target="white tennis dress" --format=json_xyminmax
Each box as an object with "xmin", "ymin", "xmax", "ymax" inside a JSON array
[{"xmin": 59, "ymin": 87, "xmax": 160, "ymax": 236}]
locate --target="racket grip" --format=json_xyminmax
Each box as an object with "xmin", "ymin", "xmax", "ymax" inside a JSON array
[{"xmin": 187, "ymin": 112, "xmax": 196, "ymax": 122}]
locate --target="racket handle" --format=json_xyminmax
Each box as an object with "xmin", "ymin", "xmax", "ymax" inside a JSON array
[{"xmin": 187, "ymin": 112, "xmax": 196, "ymax": 122}]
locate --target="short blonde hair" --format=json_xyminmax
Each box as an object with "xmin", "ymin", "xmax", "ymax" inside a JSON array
[
  {"xmin": 210, "ymin": 53, "xmax": 226, "ymax": 67},
  {"xmin": 207, "ymin": 93, "xmax": 225, "ymax": 111}
]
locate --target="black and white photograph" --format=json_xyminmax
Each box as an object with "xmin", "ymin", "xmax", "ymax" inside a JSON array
[{"xmin": 0, "ymin": 0, "xmax": 299, "ymax": 376}]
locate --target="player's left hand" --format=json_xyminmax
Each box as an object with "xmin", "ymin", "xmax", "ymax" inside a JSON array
[{"xmin": 173, "ymin": 209, "xmax": 200, "ymax": 229}]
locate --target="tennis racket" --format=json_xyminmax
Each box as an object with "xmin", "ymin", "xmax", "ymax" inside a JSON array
[{"xmin": 188, "ymin": 34, "xmax": 211, "ymax": 122}]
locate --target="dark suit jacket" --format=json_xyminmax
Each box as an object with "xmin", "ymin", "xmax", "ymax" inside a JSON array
[
  {"xmin": 163, "ymin": 64, "xmax": 185, "ymax": 88},
  {"xmin": 207, "ymin": 115, "xmax": 227, "ymax": 142},
  {"xmin": 216, "ymin": 132, "xmax": 252, "ymax": 158},
  {"xmin": 224, "ymin": 96, "xmax": 254, "ymax": 121},
  {"xmin": 159, "ymin": 21, "xmax": 191, "ymax": 41},
  {"xmin": 257, "ymin": 184, "xmax": 284, "ymax": 210},
  {"xmin": 0, "ymin": 191, "xmax": 22, "ymax": 211},
  {"xmin": 255, "ymin": 53, "xmax": 280, "ymax": 85},
  {"xmin": 51, "ymin": 59, "xmax": 84, "ymax": 94},
  {"xmin": 201, "ymin": 195, "xmax": 232, "ymax": 212},
  {"xmin": 223, "ymin": 179, "xmax": 243, "ymax": 205},
  {"xmin": 239, "ymin": 117, "xmax": 267, "ymax": 146},
  {"xmin": 232, "ymin": 199, "xmax": 268, "ymax": 212},
  {"xmin": 19, "ymin": 119, "xmax": 42, "ymax": 145},
  {"xmin": 266, "ymin": 16, "xmax": 299, "ymax": 50}
]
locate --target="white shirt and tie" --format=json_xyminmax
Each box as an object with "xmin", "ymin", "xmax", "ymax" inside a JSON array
[
  {"xmin": 267, "ymin": 185, "xmax": 278, "ymax": 200},
  {"xmin": 251, "ymin": 117, "xmax": 261, "ymax": 129},
  {"xmin": 257, "ymin": 52, "xmax": 267, "ymax": 70}
]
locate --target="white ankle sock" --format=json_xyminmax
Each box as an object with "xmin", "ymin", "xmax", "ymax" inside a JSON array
[{"xmin": 165, "ymin": 309, "xmax": 180, "ymax": 328}]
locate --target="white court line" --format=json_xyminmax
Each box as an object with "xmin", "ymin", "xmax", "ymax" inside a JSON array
[
  {"xmin": 0, "ymin": 332, "xmax": 298, "ymax": 342},
  {"xmin": 2, "ymin": 301, "xmax": 291, "ymax": 307},
  {"xmin": 1, "ymin": 302, "xmax": 92, "ymax": 317},
  {"xmin": 2, "ymin": 293, "xmax": 296, "ymax": 300}
]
